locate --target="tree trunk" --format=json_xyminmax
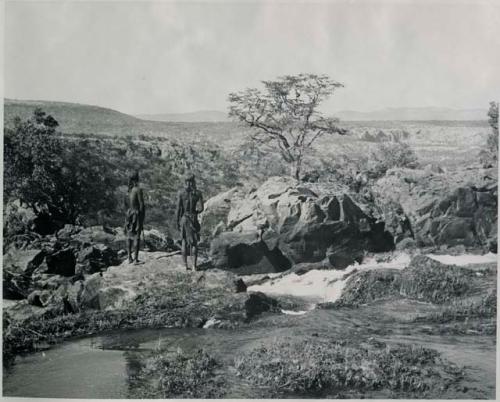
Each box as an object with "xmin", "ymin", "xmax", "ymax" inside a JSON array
[{"xmin": 292, "ymin": 158, "xmax": 302, "ymax": 181}]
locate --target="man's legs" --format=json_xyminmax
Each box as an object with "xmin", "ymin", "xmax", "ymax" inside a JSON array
[
  {"xmin": 182, "ymin": 239, "xmax": 189, "ymax": 270},
  {"xmin": 127, "ymin": 239, "xmax": 133, "ymax": 263},
  {"xmin": 192, "ymin": 245, "xmax": 198, "ymax": 271},
  {"xmin": 134, "ymin": 236, "xmax": 140, "ymax": 263}
]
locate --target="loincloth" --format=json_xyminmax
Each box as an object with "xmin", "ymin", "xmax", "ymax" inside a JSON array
[
  {"xmin": 180, "ymin": 214, "xmax": 200, "ymax": 247},
  {"xmin": 125, "ymin": 209, "xmax": 143, "ymax": 239}
]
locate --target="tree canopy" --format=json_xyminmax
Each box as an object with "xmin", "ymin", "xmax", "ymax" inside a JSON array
[
  {"xmin": 228, "ymin": 74, "xmax": 347, "ymax": 179},
  {"xmin": 480, "ymin": 101, "xmax": 498, "ymax": 167},
  {"xmin": 4, "ymin": 109, "xmax": 118, "ymax": 231}
]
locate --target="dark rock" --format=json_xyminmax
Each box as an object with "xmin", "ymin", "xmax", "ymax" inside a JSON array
[
  {"xmin": 372, "ymin": 168, "xmax": 497, "ymax": 249},
  {"xmin": 234, "ymin": 278, "xmax": 247, "ymax": 293},
  {"xmin": 76, "ymin": 244, "xmax": 119, "ymax": 274},
  {"xmin": 209, "ymin": 291, "xmax": 280, "ymax": 326},
  {"xmin": 33, "ymin": 211, "xmax": 63, "ymax": 235},
  {"xmin": 45, "ymin": 248, "xmax": 76, "ymax": 276},
  {"xmin": 488, "ymin": 238, "xmax": 497, "ymax": 253},
  {"xmin": 455, "ymin": 187, "xmax": 477, "ymax": 217},
  {"xmin": 322, "ymin": 196, "xmax": 341, "ymax": 221},
  {"xmin": 434, "ymin": 217, "xmax": 476, "ymax": 247},
  {"xmin": 211, "ymin": 177, "xmax": 394, "ymax": 273},
  {"xmin": 244, "ymin": 292, "xmax": 279, "ymax": 321},
  {"xmin": 143, "ymin": 229, "xmax": 177, "ymax": 252},
  {"xmin": 210, "ymin": 231, "xmax": 291, "ymax": 274},
  {"xmin": 3, "ymin": 271, "xmax": 30, "ymax": 299},
  {"xmin": 326, "ymin": 241, "xmax": 364, "ymax": 269},
  {"xmin": 27, "ymin": 290, "xmax": 52, "ymax": 307}
]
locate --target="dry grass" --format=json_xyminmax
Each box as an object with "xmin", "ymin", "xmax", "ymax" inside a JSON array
[
  {"xmin": 129, "ymin": 348, "xmax": 225, "ymax": 398},
  {"xmin": 234, "ymin": 337, "xmax": 464, "ymax": 398}
]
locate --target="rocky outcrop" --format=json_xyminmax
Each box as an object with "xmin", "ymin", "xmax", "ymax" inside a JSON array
[
  {"xmin": 2, "ymin": 225, "xmax": 161, "ymax": 301},
  {"xmin": 200, "ymin": 187, "xmax": 245, "ymax": 240},
  {"xmin": 143, "ymin": 229, "xmax": 178, "ymax": 252},
  {"xmin": 3, "ymin": 249, "xmax": 45, "ymax": 276},
  {"xmin": 57, "ymin": 225, "xmax": 128, "ymax": 252},
  {"xmin": 210, "ymin": 231, "xmax": 292, "ymax": 275},
  {"xmin": 45, "ymin": 248, "xmax": 76, "ymax": 276},
  {"xmin": 76, "ymin": 244, "xmax": 119, "ymax": 275},
  {"xmin": 210, "ymin": 177, "xmax": 394, "ymax": 273},
  {"xmin": 372, "ymin": 167, "xmax": 498, "ymax": 250}
]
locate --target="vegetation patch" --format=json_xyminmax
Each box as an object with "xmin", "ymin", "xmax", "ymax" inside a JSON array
[
  {"xmin": 332, "ymin": 268, "xmax": 402, "ymax": 307},
  {"xmin": 414, "ymin": 289, "xmax": 496, "ymax": 324},
  {"xmin": 399, "ymin": 256, "xmax": 475, "ymax": 303},
  {"xmin": 234, "ymin": 337, "xmax": 464, "ymax": 398},
  {"xmin": 129, "ymin": 349, "xmax": 225, "ymax": 398},
  {"xmin": 411, "ymin": 289, "xmax": 497, "ymax": 335},
  {"xmin": 333, "ymin": 256, "xmax": 480, "ymax": 307}
]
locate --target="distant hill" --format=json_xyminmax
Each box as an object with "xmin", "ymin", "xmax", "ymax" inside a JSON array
[
  {"xmin": 136, "ymin": 110, "xmax": 230, "ymax": 123},
  {"xmin": 4, "ymin": 98, "xmax": 141, "ymax": 134},
  {"xmin": 138, "ymin": 106, "xmax": 489, "ymax": 122},
  {"xmin": 334, "ymin": 107, "xmax": 488, "ymax": 121},
  {"xmin": 3, "ymin": 99, "xmax": 244, "ymax": 144},
  {"xmin": 4, "ymin": 99, "xmax": 487, "ymax": 150}
]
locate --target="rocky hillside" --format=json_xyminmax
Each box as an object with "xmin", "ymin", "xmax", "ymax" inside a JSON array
[
  {"xmin": 371, "ymin": 166, "xmax": 497, "ymax": 251},
  {"xmin": 202, "ymin": 177, "xmax": 394, "ymax": 274}
]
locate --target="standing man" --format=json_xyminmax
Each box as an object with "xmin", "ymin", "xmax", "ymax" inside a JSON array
[
  {"xmin": 125, "ymin": 171, "xmax": 146, "ymax": 264},
  {"xmin": 176, "ymin": 173, "xmax": 204, "ymax": 271}
]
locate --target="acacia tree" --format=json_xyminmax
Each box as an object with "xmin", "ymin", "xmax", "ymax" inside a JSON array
[
  {"xmin": 480, "ymin": 101, "xmax": 499, "ymax": 166},
  {"xmin": 228, "ymin": 74, "xmax": 347, "ymax": 180}
]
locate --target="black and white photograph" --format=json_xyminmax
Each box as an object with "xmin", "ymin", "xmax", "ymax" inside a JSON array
[{"xmin": 2, "ymin": 0, "xmax": 499, "ymax": 399}]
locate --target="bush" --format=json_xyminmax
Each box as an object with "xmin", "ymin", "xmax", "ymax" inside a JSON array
[
  {"xmin": 370, "ymin": 141, "xmax": 420, "ymax": 178},
  {"xmin": 479, "ymin": 101, "xmax": 498, "ymax": 167},
  {"xmin": 4, "ymin": 109, "xmax": 118, "ymax": 232}
]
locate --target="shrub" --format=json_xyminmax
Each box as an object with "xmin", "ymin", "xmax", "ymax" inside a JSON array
[
  {"xmin": 479, "ymin": 101, "xmax": 498, "ymax": 167},
  {"xmin": 4, "ymin": 110, "xmax": 119, "ymax": 233},
  {"xmin": 370, "ymin": 141, "xmax": 420, "ymax": 178}
]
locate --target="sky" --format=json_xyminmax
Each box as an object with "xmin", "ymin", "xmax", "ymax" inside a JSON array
[{"xmin": 4, "ymin": 0, "xmax": 500, "ymax": 115}]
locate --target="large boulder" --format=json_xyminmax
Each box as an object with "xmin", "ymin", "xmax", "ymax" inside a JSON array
[
  {"xmin": 76, "ymin": 244, "xmax": 120, "ymax": 274},
  {"xmin": 372, "ymin": 167, "xmax": 498, "ymax": 250},
  {"xmin": 3, "ymin": 270, "xmax": 30, "ymax": 300},
  {"xmin": 210, "ymin": 177, "xmax": 394, "ymax": 273},
  {"xmin": 200, "ymin": 186, "xmax": 245, "ymax": 240},
  {"xmin": 61, "ymin": 225, "xmax": 128, "ymax": 252},
  {"xmin": 45, "ymin": 248, "xmax": 76, "ymax": 276},
  {"xmin": 143, "ymin": 229, "xmax": 177, "ymax": 252},
  {"xmin": 78, "ymin": 273, "xmax": 134, "ymax": 310},
  {"xmin": 210, "ymin": 231, "xmax": 292, "ymax": 275},
  {"xmin": 207, "ymin": 291, "xmax": 280, "ymax": 326},
  {"xmin": 27, "ymin": 290, "xmax": 52, "ymax": 307},
  {"xmin": 3, "ymin": 248, "xmax": 45, "ymax": 276}
]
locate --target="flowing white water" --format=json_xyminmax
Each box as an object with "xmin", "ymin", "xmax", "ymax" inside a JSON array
[
  {"xmin": 249, "ymin": 253, "xmax": 412, "ymax": 303},
  {"xmin": 248, "ymin": 252, "xmax": 497, "ymax": 304}
]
